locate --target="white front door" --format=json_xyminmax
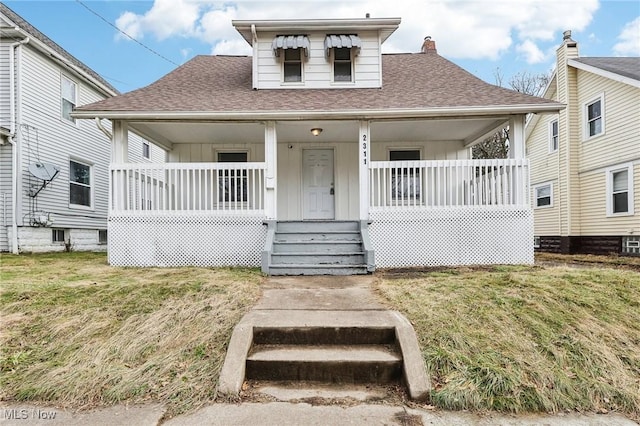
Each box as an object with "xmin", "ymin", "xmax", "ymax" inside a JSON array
[{"xmin": 302, "ymin": 149, "xmax": 335, "ymax": 220}]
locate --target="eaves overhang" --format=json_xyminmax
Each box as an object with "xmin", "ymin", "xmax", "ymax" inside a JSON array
[
  {"xmin": 72, "ymin": 103, "xmax": 564, "ymax": 122},
  {"xmin": 233, "ymin": 17, "xmax": 401, "ymax": 45}
]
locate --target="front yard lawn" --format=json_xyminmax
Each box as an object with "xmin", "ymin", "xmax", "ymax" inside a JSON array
[
  {"xmin": 376, "ymin": 263, "xmax": 640, "ymax": 419},
  {"xmin": 0, "ymin": 252, "xmax": 262, "ymax": 416},
  {"xmin": 1, "ymin": 252, "xmax": 638, "ymax": 419}
]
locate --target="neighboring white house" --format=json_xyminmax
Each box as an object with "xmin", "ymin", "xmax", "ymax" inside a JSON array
[
  {"xmin": 526, "ymin": 31, "xmax": 639, "ymax": 256},
  {"xmin": 0, "ymin": 3, "xmax": 164, "ymax": 253},
  {"xmin": 73, "ymin": 17, "xmax": 562, "ymax": 274}
]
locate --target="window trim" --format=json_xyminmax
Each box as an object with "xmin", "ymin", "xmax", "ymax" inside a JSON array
[
  {"xmin": 69, "ymin": 158, "xmax": 94, "ymax": 210},
  {"xmin": 331, "ymin": 48, "xmax": 354, "ymax": 84},
  {"xmin": 52, "ymin": 229, "xmax": 65, "ymax": 244},
  {"xmin": 281, "ymin": 48, "xmax": 304, "ymax": 84},
  {"xmin": 98, "ymin": 229, "xmax": 108, "ymax": 245},
  {"xmin": 583, "ymin": 93, "xmax": 605, "ymax": 140},
  {"xmin": 61, "ymin": 74, "xmax": 78, "ymax": 125},
  {"xmin": 533, "ymin": 182, "xmax": 554, "ymax": 209},
  {"xmin": 606, "ymin": 162, "xmax": 634, "ymax": 217},
  {"xmin": 548, "ymin": 117, "xmax": 559, "ymax": 153}
]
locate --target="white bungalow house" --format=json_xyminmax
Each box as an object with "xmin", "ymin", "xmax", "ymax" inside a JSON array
[
  {"xmin": 73, "ymin": 17, "xmax": 563, "ymax": 274},
  {"xmin": 526, "ymin": 31, "xmax": 639, "ymax": 256},
  {"xmin": 0, "ymin": 3, "xmax": 164, "ymax": 253}
]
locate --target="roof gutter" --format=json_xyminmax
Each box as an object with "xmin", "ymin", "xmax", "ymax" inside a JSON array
[
  {"xmin": 72, "ymin": 103, "xmax": 565, "ymax": 122},
  {"xmin": 7, "ymin": 34, "xmax": 30, "ymax": 254}
]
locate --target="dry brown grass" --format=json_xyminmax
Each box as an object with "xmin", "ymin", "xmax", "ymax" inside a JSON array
[
  {"xmin": 0, "ymin": 252, "xmax": 262, "ymax": 415},
  {"xmin": 376, "ymin": 264, "xmax": 640, "ymax": 418}
]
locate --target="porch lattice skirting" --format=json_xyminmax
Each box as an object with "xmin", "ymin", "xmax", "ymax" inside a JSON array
[
  {"xmin": 369, "ymin": 208, "xmax": 534, "ymax": 268},
  {"xmin": 108, "ymin": 215, "xmax": 267, "ymax": 267}
]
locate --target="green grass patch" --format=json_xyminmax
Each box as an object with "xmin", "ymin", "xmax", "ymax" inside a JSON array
[
  {"xmin": 0, "ymin": 252, "xmax": 262, "ymax": 415},
  {"xmin": 376, "ymin": 265, "xmax": 640, "ymax": 418}
]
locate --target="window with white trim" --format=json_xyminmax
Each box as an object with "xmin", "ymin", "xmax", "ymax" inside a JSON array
[
  {"xmin": 142, "ymin": 141, "xmax": 150, "ymax": 159},
  {"xmin": 61, "ymin": 75, "xmax": 77, "ymax": 123},
  {"xmin": 218, "ymin": 152, "xmax": 248, "ymax": 202},
  {"xmin": 390, "ymin": 150, "xmax": 421, "ymax": 199},
  {"xmin": 333, "ymin": 48, "xmax": 353, "ymax": 82},
  {"xmin": 534, "ymin": 183, "xmax": 553, "ymax": 208},
  {"xmin": 584, "ymin": 94, "xmax": 604, "ymax": 138},
  {"xmin": 283, "ymin": 48, "xmax": 303, "ymax": 82},
  {"xmin": 607, "ymin": 163, "xmax": 634, "ymax": 216},
  {"xmin": 69, "ymin": 160, "xmax": 92, "ymax": 208},
  {"xmin": 549, "ymin": 119, "xmax": 558, "ymax": 152}
]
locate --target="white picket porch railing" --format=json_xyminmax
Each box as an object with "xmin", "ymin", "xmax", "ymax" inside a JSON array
[
  {"xmin": 369, "ymin": 159, "xmax": 530, "ymax": 210},
  {"xmin": 109, "ymin": 162, "xmax": 266, "ymax": 215}
]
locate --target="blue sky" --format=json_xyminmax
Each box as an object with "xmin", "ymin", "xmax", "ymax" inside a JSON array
[{"xmin": 4, "ymin": 1, "xmax": 640, "ymax": 93}]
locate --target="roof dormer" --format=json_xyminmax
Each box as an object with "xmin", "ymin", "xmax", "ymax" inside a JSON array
[{"xmin": 233, "ymin": 17, "xmax": 400, "ymax": 89}]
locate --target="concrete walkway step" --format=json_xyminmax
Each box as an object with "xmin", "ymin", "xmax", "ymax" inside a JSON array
[
  {"xmin": 246, "ymin": 345, "xmax": 402, "ymax": 383},
  {"xmin": 253, "ymin": 326, "xmax": 396, "ymax": 345},
  {"xmin": 245, "ymin": 381, "xmax": 406, "ymax": 403}
]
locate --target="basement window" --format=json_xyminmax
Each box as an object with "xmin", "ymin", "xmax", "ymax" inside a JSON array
[
  {"xmin": 98, "ymin": 230, "xmax": 107, "ymax": 245},
  {"xmin": 52, "ymin": 229, "xmax": 65, "ymax": 243}
]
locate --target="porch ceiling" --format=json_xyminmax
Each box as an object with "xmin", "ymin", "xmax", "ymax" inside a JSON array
[{"xmin": 128, "ymin": 116, "xmax": 508, "ymax": 147}]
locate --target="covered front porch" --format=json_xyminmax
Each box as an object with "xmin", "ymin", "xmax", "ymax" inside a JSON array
[{"xmin": 107, "ymin": 116, "xmax": 532, "ymax": 270}]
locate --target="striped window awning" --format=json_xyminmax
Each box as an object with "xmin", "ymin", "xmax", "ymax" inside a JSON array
[
  {"xmin": 272, "ymin": 35, "xmax": 310, "ymax": 57},
  {"xmin": 324, "ymin": 34, "xmax": 362, "ymax": 58}
]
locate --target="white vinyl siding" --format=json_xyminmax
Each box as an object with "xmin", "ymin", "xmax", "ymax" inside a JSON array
[
  {"xmin": 256, "ymin": 31, "xmax": 381, "ymax": 89},
  {"xmin": 0, "ymin": 41, "xmax": 11, "ymax": 129},
  {"xmin": 12, "ymin": 45, "xmax": 111, "ymax": 231}
]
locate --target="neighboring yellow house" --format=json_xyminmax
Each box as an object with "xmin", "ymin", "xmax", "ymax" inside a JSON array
[{"xmin": 526, "ymin": 31, "xmax": 640, "ymax": 256}]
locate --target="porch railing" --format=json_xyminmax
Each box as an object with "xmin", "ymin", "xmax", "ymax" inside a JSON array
[
  {"xmin": 369, "ymin": 159, "xmax": 529, "ymax": 209},
  {"xmin": 110, "ymin": 162, "xmax": 266, "ymax": 214}
]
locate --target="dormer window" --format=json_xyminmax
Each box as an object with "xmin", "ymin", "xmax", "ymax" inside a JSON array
[
  {"xmin": 324, "ymin": 35, "xmax": 361, "ymax": 83},
  {"xmin": 272, "ymin": 35, "xmax": 309, "ymax": 84},
  {"xmin": 333, "ymin": 48, "xmax": 352, "ymax": 82},
  {"xmin": 283, "ymin": 49, "xmax": 302, "ymax": 82}
]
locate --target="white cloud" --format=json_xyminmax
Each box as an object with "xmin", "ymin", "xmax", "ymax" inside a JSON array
[
  {"xmin": 516, "ymin": 39, "xmax": 547, "ymax": 64},
  {"xmin": 115, "ymin": 0, "xmax": 201, "ymax": 41},
  {"xmin": 613, "ymin": 16, "xmax": 640, "ymax": 56},
  {"xmin": 115, "ymin": 0, "xmax": 601, "ymax": 61},
  {"xmin": 115, "ymin": 11, "xmax": 143, "ymax": 40}
]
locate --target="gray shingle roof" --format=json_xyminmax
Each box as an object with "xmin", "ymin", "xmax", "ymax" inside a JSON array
[
  {"xmin": 76, "ymin": 52, "xmax": 559, "ymax": 114},
  {"xmin": 572, "ymin": 57, "xmax": 640, "ymax": 82},
  {"xmin": 0, "ymin": 2, "xmax": 118, "ymax": 94}
]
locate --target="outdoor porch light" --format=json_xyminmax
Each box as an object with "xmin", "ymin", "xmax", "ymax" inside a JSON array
[{"xmin": 310, "ymin": 127, "xmax": 323, "ymax": 136}]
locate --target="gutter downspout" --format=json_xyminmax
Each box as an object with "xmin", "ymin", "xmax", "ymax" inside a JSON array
[
  {"xmin": 251, "ymin": 24, "xmax": 258, "ymax": 90},
  {"xmin": 94, "ymin": 117, "xmax": 112, "ymax": 140},
  {"xmin": 8, "ymin": 35, "xmax": 30, "ymax": 254}
]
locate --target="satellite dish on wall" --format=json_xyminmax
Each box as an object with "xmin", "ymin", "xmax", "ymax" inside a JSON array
[
  {"xmin": 28, "ymin": 163, "xmax": 60, "ymax": 198},
  {"xmin": 29, "ymin": 162, "xmax": 60, "ymax": 181}
]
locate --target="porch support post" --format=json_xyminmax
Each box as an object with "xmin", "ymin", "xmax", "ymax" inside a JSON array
[
  {"xmin": 358, "ymin": 120, "xmax": 370, "ymax": 220},
  {"xmin": 264, "ymin": 121, "xmax": 277, "ymax": 220},
  {"xmin": 112, "ymin": 120, "xmax": 129, "ymax": 163},
  {"xmin": 509, "ymin": 115, "xmax": 527, "ymax": 206},
  {"xmin": 509, "ymin": 115, "xmax": 525, "ymax": 159}
]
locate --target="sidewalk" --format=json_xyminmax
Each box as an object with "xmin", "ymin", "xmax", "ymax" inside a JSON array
[{"xmin": 1, "ymin": 402, "xmax": 637, "ymax": 425}]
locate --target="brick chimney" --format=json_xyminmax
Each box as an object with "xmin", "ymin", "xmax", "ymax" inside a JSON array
[{"xmin": 421, "ymin": 36, "xmax": 437, "ymax": 53}]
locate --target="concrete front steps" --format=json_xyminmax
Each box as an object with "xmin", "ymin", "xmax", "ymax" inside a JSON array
[
  {"xmin": 245, "ymin": 326, "xmax": 402, "ymax": 384},
  {"xmin": 264, "ymin": 221, "xmax": 373, "ymax": 275},
  {"xmin": 218, "ymin": 310, "xmax": 430, "ymax": 402}
]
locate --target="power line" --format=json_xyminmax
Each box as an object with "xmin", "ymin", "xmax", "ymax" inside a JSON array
[{"xmin": 74, "ymin": 0, "xmax": 179, "ymax": 66}]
